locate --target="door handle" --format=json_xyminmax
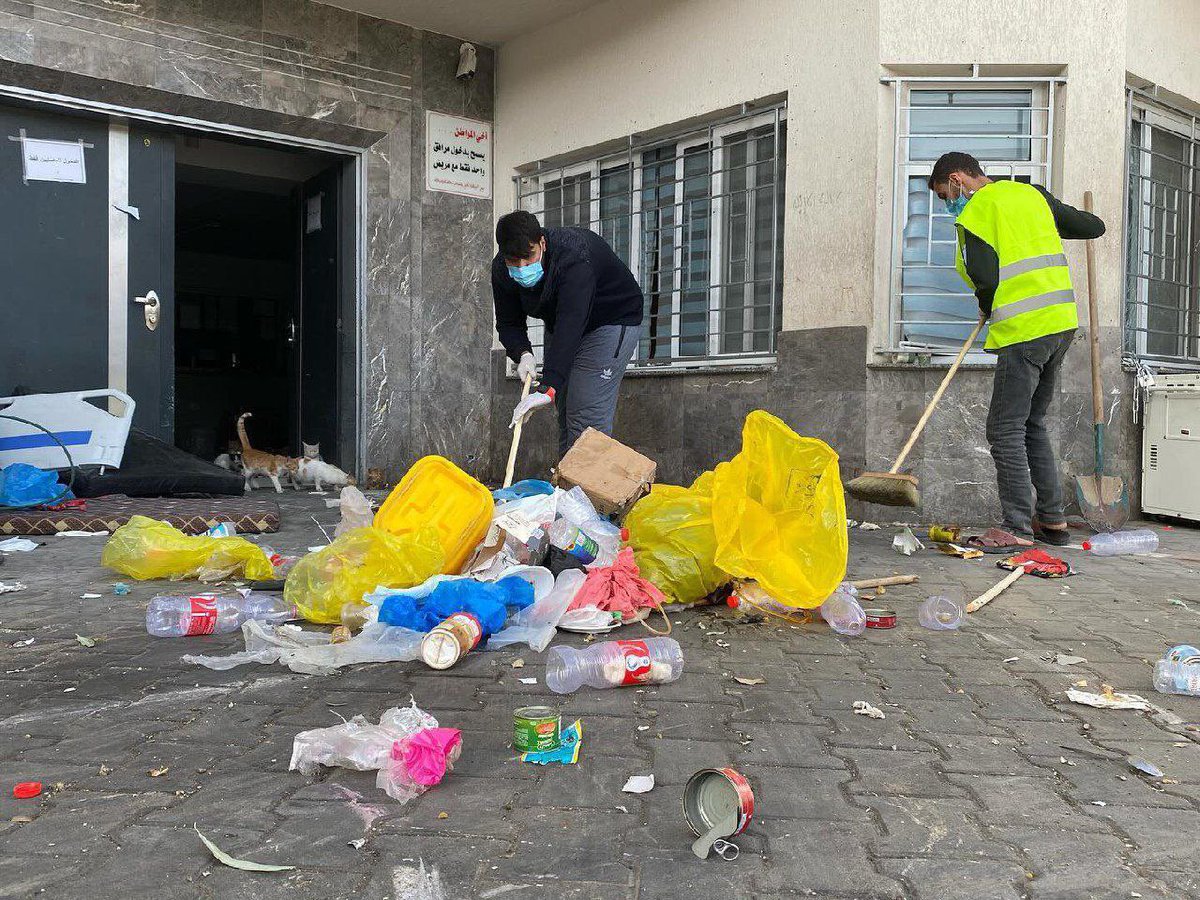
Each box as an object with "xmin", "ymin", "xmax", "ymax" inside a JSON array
[
  {"xmin": 133, "ymin": 290, "xmax": 160, "ymax": 331},
  {"xmin": 287, "ymin": 319, "xmax": 297, "ymax": 343}
]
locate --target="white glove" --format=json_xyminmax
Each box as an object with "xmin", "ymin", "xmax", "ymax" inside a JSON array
[
  {"xmin": 516, "ymin": 352, "xmax": 538, "ymax": 385},
  {"xmin": 510, "ymin": 389, "xmax": 555, "ymax": 428}
]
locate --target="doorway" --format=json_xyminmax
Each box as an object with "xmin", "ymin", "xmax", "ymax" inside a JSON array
[{"xmin": 173, "ymin": 135, "xmax": 349, "ymax": 468}]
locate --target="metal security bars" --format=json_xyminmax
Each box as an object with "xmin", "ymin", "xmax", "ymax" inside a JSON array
[
  {"xmin": 887, "ymin": 78, "xmax": 1058, "ymax": 355},
  {"xmin": 514, "ymin": 106, "xmax": 786, "ymax": 368},
  {"xmin": 1126, "ymin": 94, "xmax": 1200, "ymax": 367}
]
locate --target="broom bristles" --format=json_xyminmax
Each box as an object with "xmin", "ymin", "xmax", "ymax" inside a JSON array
[{"xmin": 846, "ymin": 471, "xmax": 920, "ymax": 508}]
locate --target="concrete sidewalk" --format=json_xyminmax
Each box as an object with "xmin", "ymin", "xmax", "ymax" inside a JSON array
[{"xmin": 2, "ymin": 493, "xmax": 1200, "ymax": 899}]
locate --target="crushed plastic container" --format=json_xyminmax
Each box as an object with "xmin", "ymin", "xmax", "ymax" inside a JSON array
[
  {"xmin": 1082, "ymin": 529, "xmax": 1159, "ymax": 556},
  {"xmin": 917, "ymin": 595, "xmax": 964, "ymax": 631},
  {"xmin": 374, "ymin": 456, "xmax": 493, "ymax": 574},
  {"xmin": 545, "ymin": 637, "xmax": 684, "ymax": 693},
  {"xmin": 820, "ymin": 586, "xmax": 865, "ymax": 636},
  {"xmin": 1154, "ymin": 659, "xmax": 1200, "ymax": 697}
]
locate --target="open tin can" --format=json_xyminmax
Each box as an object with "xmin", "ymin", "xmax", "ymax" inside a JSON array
[
  {"xmin": 682, "ymin": 767, "xmax": 755, "ymax": 838},
  {"xmin": 863, "ymin": 606, "xmax": 897, "ymax": 629}
]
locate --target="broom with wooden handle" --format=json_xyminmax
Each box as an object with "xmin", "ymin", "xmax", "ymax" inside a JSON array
[
  {"xmin": 846, "ymin": 315, "xmax": 986, "ymax": 507},
  {"xmin": 502, "ymin": 374, "xmax": 533, "ymax": 489}
]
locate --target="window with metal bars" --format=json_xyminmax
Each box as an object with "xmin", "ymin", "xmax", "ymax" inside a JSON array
[
  {"xmin": 888, "ymin": 79, "xmax": 1057, "ymax": 355},
  {"xmin": 514, "ymin": 106, "xmax": 786, "ymax": 368},
  {"xmin": 1126, "ymin": 95, "xmax": 1200, "ymax": 367}
]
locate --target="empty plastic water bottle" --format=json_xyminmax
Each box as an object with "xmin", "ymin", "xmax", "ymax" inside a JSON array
[
  {"xmin": 918, "ymin": 595, "xmax": 964, "ymax": 631},
  {"xmin": 545, "ymin": 637, "xmax": 684, "ymax": 693},
  {"xmin": 547, "ymin": 519, "xmax": 599, "ymax": 564},
  {"xmin": 146, "ymin": 592, "xmax": 296, "ymax": 637},
  {"xmin": 820, "ymin": 586, "xmax": 865, "ymax": 636},
  {"xmin": 1153, "ymin": 659, "xmax": 1200, "ymax": 697},
  {"xmin": 1081, "ymin": 529, "xmax": 1159, "ymax": 556}
]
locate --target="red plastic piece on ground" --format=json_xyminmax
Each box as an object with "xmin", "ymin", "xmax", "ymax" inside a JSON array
[{"xmin": 13, "ymin": 781, "xmax": 42, "ymax": 799}]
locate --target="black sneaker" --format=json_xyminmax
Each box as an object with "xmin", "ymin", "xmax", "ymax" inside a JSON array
[{"xmin": 1033, "ymin": 523, "xmax": 1072, "ymax": 547}]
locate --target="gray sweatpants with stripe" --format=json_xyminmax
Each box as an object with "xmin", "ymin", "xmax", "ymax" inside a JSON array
[{"xmin": 550, "ymin": 323, "xmax": 641, "ymax": 458}]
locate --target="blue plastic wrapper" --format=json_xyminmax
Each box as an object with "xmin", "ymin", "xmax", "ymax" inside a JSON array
[
  {"xmin": 491, "ymin": 479, "xmax": 554, "ymax": 504},
  {"xmin": 377, "ymin": 576, "xmax": 534, "ymax": 637},
  {"xmin": 0, "ymin": 463, "xmax": 72, "ymax": 508}
]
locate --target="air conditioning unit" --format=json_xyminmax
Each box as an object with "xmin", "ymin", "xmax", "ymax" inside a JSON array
[{"xmin": 1142, "ymin": 373, "xmax": 1200, "ymax": 522}]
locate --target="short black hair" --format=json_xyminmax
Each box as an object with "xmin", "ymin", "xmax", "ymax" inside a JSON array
[
  {"xmin": 496, "ymin": 210, "xmax": 543, "ymax": 260},
  {"xmin": 929, "ymin": 152, "xmax": 985, "ymax": 189}
]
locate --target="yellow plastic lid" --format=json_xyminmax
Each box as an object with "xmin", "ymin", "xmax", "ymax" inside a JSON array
[{"xmin": 374, "ymin": 456, "xmax": 494, "ymax": 575}]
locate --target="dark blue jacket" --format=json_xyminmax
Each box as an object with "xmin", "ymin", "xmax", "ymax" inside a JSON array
[{"xmin": 492, "ymin": 226, "xmax": 643, "ymax": 392}]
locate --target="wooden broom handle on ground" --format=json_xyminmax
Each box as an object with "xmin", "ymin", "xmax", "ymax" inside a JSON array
[
  {"xmin": 890, "ymin": 316, "xmax": 987, "ymax": 473},
  {"xmin": 502, "ymin": 374, "xmax": 533, "ymax": 489},
  {"xmin": 966, "ymin": 565, "xmax": 1026, "ymax": 613},
  {"xmin": 1083, "ymin": 191, "xmax": 1104, "ymax": 426}
]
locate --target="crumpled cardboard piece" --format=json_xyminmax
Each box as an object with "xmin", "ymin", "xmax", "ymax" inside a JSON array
[{"xmin": 553, "ymin": 428, "xmax": 656, "ymax": 519}]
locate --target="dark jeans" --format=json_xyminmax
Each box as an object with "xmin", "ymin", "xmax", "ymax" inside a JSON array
[
  {"xmin": 549, "ymin": 324, "xmax": 641, "ymax": 457},
  {"xmin": 986, "ymin": 329, "xmax": 1076, "ymax": 536}
]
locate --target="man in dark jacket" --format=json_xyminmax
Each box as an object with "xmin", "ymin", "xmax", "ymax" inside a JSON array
[{"xmin": 492, "ymin": 210, "xmax": 643, "ymax": 456}]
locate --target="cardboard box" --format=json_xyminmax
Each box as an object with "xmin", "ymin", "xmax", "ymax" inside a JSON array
[{"xmin": 553, "ymin": 428, "xmax": 657, "ymax": 519}]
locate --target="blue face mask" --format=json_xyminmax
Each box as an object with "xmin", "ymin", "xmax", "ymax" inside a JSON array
[
  {"xmin": 944, "ymin": 184, "xmax": 971, "ymax": 217},
  {"xmin": 507, "ymin": 260, "xmax": 544, "ymax": 288}
]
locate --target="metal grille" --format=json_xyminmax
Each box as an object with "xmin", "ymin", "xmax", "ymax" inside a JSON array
[
  {"xmin": 1126, "ymin": 94, "xmax": 1200, "ymax": 367},
  {"xmin": 887, "ymin": 77, "xmax": 1058, "ymax": 355},
  {"xmin": 514, "ymin": 105, "xmax": 786, "ymax": 368}
]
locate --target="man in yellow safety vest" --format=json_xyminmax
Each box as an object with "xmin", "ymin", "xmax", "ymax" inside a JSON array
[{"xmin": 929, "ymin": 151, "xmax": 1105, "ymax": 547}]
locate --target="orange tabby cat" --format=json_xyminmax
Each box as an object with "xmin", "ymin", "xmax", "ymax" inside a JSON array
[{"xmin": 237, "ymin": 413, "xmax": 299, "ymax": 493}]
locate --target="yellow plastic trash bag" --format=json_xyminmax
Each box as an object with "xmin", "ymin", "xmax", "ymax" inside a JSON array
[
  {"xmin": 711, "ymin": 410, "xmax": 847, "ymax": 608},
  {"xmin": 624, "ymin": 472, "xmax": 726, "ymax": 605},
  {"xmin": 101, "ymin": 515, "xmax": 275, "ymax": 582},
  {"xmin": 284, "ymin": 525, "xmax": 445, "ymax": 624}
]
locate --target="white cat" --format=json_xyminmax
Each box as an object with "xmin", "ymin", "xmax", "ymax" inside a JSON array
[{"xmin": 296, "ymin": 458, "xmax": 354, "ymax": 492}]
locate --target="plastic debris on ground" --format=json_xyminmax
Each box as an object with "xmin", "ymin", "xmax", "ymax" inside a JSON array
[
  {"xmin": 567, "ymin": 547, "xmax": 667, "ymax": 626},
  {"xmin": 375, "ymin": 574, "xmax": 535, "ymax": 637},
  {"xmin": 625, "ymin": 411, "xmax": 846, "ymax": 608},
  {"xmin": 0, "ymin": 538, "xmax": 39, "ymax": 552},
  {"xmin": 1055, "ymin": 654, "xmax": 1087, "ymax": 666},
  {"xmin": 892, "ymin": 527, "xmax": 924, "ymax": 556},
  {"xmin": 521, "ymin": 719, "xmax": 583, "ymax": 766},
  {"xmin": 289, "ymin": 699, "xmax": 459, "ymax": 803},
  {"xmin": 183, "ymin": 619, "xmax": 425, "ymax": 675},
  {"xmin": 333, "ymin": 485, "xmax": 374, "ymax": 538},
  {"xmin": 491, "ymin": 479, "xmax": 554, "ymax": 504},
  {"xmin": 101, "ymin": 515, "xmax": 275, "ymax": 582},
  {"xmin": 0, "ymin": 581, "xmax": 27, "ymax": 594},
  {"xmin": 1128, "ymin": 757, "xmax": 1165, "ymax": 778},
  {"xmin": 284, "ymin": 525, "xmax": 445, "ymax": 624},
  {"xmin": 112, "ymin": 582, "xmax": 130, "ymax": 596},
  {"xmin": 489, "ymin": 569, "xmax": 585, "ymax": 651},
  {"xmin": 621, "ymin": 774, "xmax": 655, "ymax": 793},
  {"xmin": 1065, "ymin": 687, "xmax": 1151, "ymax": 711},
  {"xmin": 853, "ymin": 701, "xmax": 886, "ymax": 719}
]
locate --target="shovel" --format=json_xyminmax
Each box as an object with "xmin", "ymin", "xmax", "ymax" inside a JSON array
[{"xmin": 1073, "ymin": 191, "xmax": 1129, "ymax": 532}]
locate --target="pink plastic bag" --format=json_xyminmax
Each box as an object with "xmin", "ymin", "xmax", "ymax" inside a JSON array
[
  {"xmin": 568, "ymin": 548, "xmax": 666, "ymax": 622},
  {"xmin": 376, "ymin": 727, "xmax": 462, "ymax": 802}
]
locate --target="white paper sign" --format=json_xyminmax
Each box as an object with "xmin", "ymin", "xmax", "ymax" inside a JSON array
[
  {"xmin": 425, "ymin": 111, "xmax": 491, "ymax": 199},
  {"xmin": 22, "ymin": 137, "xmax": 87, "ymax": 184}
]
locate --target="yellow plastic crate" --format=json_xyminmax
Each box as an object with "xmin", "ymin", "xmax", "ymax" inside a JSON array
[{"xmin": 373, "ymin": 456, "xmax": 494, "ymax": 575}]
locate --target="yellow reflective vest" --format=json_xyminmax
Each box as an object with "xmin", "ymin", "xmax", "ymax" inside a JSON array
[{"xmin": 954, "ymin": 180, "xmax": 1078, "ymax": 350}]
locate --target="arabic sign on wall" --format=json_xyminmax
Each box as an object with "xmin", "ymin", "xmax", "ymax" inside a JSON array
[
  {"xmin": 6, "ymin": 130, "xmax": 91, "ymax": 184},
  {"xmin": 425, "ymin": 111, "xmax": 492, "ymax": 200}
]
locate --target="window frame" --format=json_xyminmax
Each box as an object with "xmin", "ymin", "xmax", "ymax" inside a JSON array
[
  {"xmin": 1125, "ymin": 90, "xmax": 1200, "ymax": 369},
  {"xmin": 512, "ymin": 104, "xmax": 786, "ymax": 371},
  {"xmin": 885, "ymin": 76, "xmax": 1060, "ymax": 359}
]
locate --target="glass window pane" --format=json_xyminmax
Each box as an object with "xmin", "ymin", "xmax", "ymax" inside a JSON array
[{"xmin": 909, "ymin": 89, "xmax": 1032, "ymax": 161}]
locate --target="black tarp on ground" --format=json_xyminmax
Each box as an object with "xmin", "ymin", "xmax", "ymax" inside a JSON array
[{"xmin": 73, "ymin": 428, "xmax": 243, "ymax": 497}]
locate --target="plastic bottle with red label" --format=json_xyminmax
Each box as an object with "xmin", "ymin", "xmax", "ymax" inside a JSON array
[
  {"xmin": 544, "ymin": 637, "xmax": 684, "ymax": 693},
  {"xmin": 145, "ymin": 592, "xmax": 297, "ymax": 637}
]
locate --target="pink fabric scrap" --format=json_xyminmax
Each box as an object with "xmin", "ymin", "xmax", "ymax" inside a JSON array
[
  {"xmin": 568, "ymin": 547, "xmax": 666, "ymax": 620},
  {"xmin": 394, "ymin": 727, "xmax": 462, "ymax": 786}
]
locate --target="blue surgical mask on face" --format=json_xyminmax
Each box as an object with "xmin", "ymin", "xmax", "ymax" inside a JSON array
[
  {"xmin": 507, "ymin": 260, "xmax": 544, "ymax": 288},
  {"xmin": 944, "ymin": 183, "xmax": 971, "ymax": 217}
]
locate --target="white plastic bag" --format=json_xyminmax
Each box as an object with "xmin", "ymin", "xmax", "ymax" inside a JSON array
[
  {"xmin": 488, "ymin": 568, "xmax": 586, "ymax": 651},
  {"xmin": 334, "ymin": 485, "xmax": 375, "ymax": 537},
  {"xmin": 289, "ymin": 698, "xmax": 437, "ymax": 775}
]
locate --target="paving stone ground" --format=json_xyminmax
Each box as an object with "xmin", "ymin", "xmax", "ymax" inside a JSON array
[{"xmin": 2, "ymin": 493, "xmax": 1200, "ymax": 898}]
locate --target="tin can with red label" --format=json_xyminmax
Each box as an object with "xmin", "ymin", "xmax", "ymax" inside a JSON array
[
  {"xmin": 683, "ymin": 767, "xmax": 755, "ymax": 838},
  {"xmin": 421, "ymin": 612, "xmax": 483, "ymax": 669},
  {"xmin": 863, "ymin": 606, "xmax": 897, "ymax": 629}
]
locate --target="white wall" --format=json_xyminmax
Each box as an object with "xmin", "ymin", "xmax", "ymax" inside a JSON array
[{"xmin": 495, "ymin": 0, "xmax": 1193, "ymax": 339}]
